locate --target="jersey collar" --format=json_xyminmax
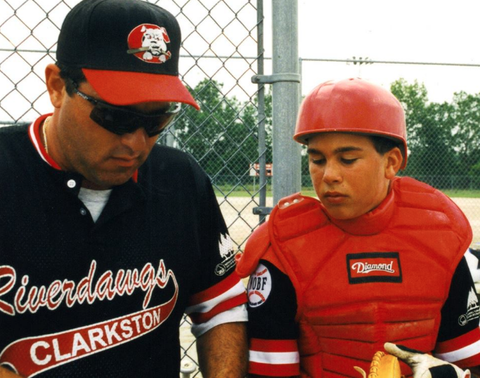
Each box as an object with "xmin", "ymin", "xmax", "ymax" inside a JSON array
[{"xmin": 28, "ymin": 114, "xmax": 139, "ymax": 183}]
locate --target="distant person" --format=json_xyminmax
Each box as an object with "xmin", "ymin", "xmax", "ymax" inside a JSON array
[
  {"xmin": 236, "ymin": 78, "xmax": 480, "ymax": 377},
  {"xmin": 0, "ymin": 0, "xmax": 247, "ymax": 377}
]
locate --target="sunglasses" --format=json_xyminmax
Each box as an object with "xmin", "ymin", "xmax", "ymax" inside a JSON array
[{"xmin": 71, "ymin": 81, "xmax": 181, "ymax": 137}]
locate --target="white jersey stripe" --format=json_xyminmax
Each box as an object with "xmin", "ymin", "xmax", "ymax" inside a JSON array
[
  {"xmin": 249, "ymin": 350, "xmax": 300, "ymax": 365},
  {"xmin": 185, "ymin": 280, "xmax": 245, "ymax": 315},
  {"xmin": 190, "ymin": 304, "xmax": 248, "ymax": 338},
  {"xmin": 434, "ymin": 339, "xmax": 480, "ymax": 362}
]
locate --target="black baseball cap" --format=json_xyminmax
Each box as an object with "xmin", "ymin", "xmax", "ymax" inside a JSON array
[{"xmin": 56, "ymin": 0, "xmax": 199, "ymax": 109}]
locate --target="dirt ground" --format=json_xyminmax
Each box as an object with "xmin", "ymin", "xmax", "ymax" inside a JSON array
[{"xmin": 451, "ymin": 197, "xmax": 480, "ymax": 245}]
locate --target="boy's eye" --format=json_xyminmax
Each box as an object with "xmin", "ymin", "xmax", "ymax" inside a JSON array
[
  {"xmin": 342, "ymin": 158, "xmax": 357, "ymax": 165},
  {"xmin": 310, "ymin": 157, "xmax": 325, "ymax": 165}
]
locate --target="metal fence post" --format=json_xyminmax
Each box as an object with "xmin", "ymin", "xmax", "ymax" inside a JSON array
[
  {"xmin": 271, "ymin": 0, "xmax": 301, "ymax": 204},
  {"xmin": 256, "ymin": 0, "xmax": 268, "ymax": 224}
]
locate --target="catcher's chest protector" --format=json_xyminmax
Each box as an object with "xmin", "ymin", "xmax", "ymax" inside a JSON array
[{"xmin": 242, "ymin": 177, "xmax": 472, "ymax": 378}]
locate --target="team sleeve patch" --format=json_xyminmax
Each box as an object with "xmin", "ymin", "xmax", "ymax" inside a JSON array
[
  {"xmin": 458, "ymin": 287, "xmax": 480, "ymax": 326},
  {"xmin": 185, "ymin": 271, "xmax": 247, "ymax": 324},
  {"xmin": 215, "ymin": 233, "xmax": 237, "ymax": 276},
  {"xmin": 248, "ymin": 338, "xmax": 300, "ymax": 376},
  {"xmin": 247, "ymin": 263, "xmax": 272, "ymax": 308}
]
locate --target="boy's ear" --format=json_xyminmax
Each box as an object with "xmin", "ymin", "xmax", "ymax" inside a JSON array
[
  {"xmin": 45, "ymin": 64, "xmax": 66, "ymax": 108},
  {"xmin": 385, "ymin": 147, "xmax": 403, "ymax": 179}
]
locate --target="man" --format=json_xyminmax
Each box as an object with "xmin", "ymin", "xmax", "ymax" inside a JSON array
[
  {"xmin": 236, "ymin": 78, "xmax": 480, "ymax": 377},
  {"xmin": 0, "ymin": 0, "xmax": 247, "ymax": 377}
]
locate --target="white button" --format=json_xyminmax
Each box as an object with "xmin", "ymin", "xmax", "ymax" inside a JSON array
[
  {"xmin": 80, "ymin": 208, "xmax": 87, "ymax": 216},
  {"xmin": 67, "ymin": 180, "xmax": 76, "ymax": 188}
]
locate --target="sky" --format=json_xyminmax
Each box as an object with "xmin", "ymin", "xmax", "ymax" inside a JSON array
[
  {"xmin": 292, "ymin": 0, "xmax": 480, "ymax": 102},
  {"xmin": 1, "ymin": 0, "xmax": 480, "ymax": 123}
]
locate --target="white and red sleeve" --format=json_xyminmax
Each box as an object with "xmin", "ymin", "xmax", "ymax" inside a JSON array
[
  {"xmin": 435, "ymin": 257, "xmax": 480, "ymax": 368},
  {"xmin": 185, "ymin": 271, "xmax": 247, "ymax": 337},
  {"xmin": 249, "ymin": 338, "xmax": 300, "ymax": 376},
  {"xmin": 246, "ymin": 260, "xmax": 300, "ymax": 376},
  {"xmin": 435, "ymin": 328, "xmax": 480, "ymax": 368}
]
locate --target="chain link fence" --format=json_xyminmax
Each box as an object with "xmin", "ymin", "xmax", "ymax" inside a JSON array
[
  {"xmin": 0, "ymin": 0, "xmax": 266, "ymax": 252},
  {"xmin": 298, "ymin": 58, "xmax": 480, "ymax": 246},
  {"xmin": 0, "ymin": 0, "xmax": 260, "ymax": 376},
  {"xmin": 2, "ymin": 0, "xmax": 480, "ymax": 376}
]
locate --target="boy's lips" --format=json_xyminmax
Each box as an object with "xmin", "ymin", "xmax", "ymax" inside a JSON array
[{"xmin": 323, "ymin": 191, "xmax": 347, "ymax": 204}]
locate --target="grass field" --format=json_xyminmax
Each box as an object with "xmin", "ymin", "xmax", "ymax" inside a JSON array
[
  {"xmin": 442, "ymin": 189, "xmax": 480, "ymax": 198},
  {"xmin": 215, "ymin": 187, "xmax": 480, "ymax": 198}
]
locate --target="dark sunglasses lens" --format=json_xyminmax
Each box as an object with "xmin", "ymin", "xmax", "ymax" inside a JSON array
[
  {"xmin": 90, "ymin": 106, "xmax": 178, "ymax": 136},
  {"xmin": 143, "ymin": 113, "xmax": 177, "ymax": 136},
  {"xmin": 89, "ymin": 107, "xmax": 131, "ymax": 134}
]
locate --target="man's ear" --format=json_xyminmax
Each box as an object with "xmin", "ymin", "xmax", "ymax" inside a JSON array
[
  {"xmin": 384, "ymin": 147, "xmax": 403, "ymax": 179},
  {"xmin": 45, "ymin": 64, "xmax": 66, "ymax": 108}
]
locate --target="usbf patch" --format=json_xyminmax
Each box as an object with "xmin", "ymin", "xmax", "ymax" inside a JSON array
[
  {"xmin": 347, "ymin": 252, "xmax": 402, "ymax": 284},
  {"xmin": 247, "ymin": 264, "xmax": 272, "ymax": 308}
]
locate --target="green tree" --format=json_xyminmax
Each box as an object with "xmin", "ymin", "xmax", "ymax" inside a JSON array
[
  {"xmin": 390, "ymin": 79, "xmax": 429, "ymax": 153},
  {"xmin": 450, "ymin": 91, "xmax": 480, "ymax": 185},
  {"xmin": 391, "ymin": 79, "xmax": 457, "ymax": 187},
  {"xmin": 170, "ymin": 79, "xmax": 272, "ymax": 188}
]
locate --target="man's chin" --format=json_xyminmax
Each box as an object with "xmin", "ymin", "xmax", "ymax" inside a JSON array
[{"xmin": 82, "ymin": 172, "xmax": 136, "ymax": 190}]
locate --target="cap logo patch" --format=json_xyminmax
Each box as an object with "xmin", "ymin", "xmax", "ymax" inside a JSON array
[
  {"xmin": 127, "ymin": 24, "xmax": 172, "ymax": 64},
  {"xmin": 347, "ymin": 252, "xmax": 402, "ymax": 284},
  {"xmin": 247, "ymin": 264, "xmax": 272, "ymax": 308}
]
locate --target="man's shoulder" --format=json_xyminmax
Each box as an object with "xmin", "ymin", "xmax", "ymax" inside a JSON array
[
  {"xmin": 0, "ymin": 124, "xmax": 32, "ymax": 157},
  {"xmin": 148, "ymin": 144, "xmax": 198, "ymax": 167},
  {"xmin": 0, "ymin": 123, "xmax": 29, "ymax": 138},
  {"xmin": 140, "ymin": 144, "xmax": 211, "ymax": 190}
]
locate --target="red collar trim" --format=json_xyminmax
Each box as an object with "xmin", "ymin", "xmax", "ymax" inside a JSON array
[{"xmin": 28, "ymin": 114, "xmax": 61, "ymax": 170}]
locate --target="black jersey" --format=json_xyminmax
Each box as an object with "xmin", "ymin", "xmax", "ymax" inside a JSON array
[{"xmin": 0, "ymin": 117, "xmax": 247, "ymax": 377}]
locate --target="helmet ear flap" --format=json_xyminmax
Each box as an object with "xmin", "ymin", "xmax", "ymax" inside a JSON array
[{"xmin": 294, "ymin": 78, "xmax": 408, "ymax": 169}]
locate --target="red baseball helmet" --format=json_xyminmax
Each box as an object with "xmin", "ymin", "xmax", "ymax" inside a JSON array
[{"xmin": 294, "ymin": 78, "xmax": 407, "ymax": 169}]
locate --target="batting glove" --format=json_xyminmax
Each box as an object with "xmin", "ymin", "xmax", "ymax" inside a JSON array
[{"xmin": 384, "ymin": 342, "xmax": 471, "ymax": 378}]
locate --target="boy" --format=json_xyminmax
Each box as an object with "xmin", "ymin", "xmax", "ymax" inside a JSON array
[{"xmin": 237, "ymin": 78, "xmax": 480, "ymax": 377}]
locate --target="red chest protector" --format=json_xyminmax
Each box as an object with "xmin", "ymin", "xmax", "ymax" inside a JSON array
[{"xmin": 237, "ymin": 177, "xmax": 472, "ymax": 378}]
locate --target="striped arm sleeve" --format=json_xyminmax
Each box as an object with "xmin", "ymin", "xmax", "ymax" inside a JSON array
[
  {"xmin": 185, "ymin": 271, "xmax": 247, "ymax": 336},
  {"xmin": 249, "ymin": 338, "xmax": 300, "ymax": 377},
  {"xmin": 436, "ymin": 258, "xmax": 480, "ymax": 368},
  {"xmin": 434, "ymin": 327, "xmax": 480, "ymax": 368}
]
